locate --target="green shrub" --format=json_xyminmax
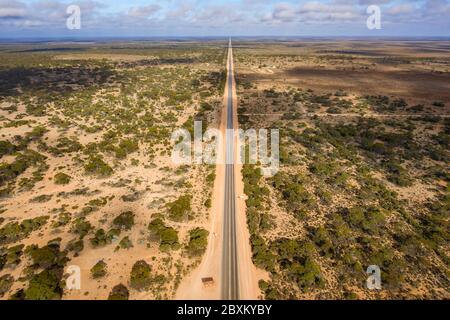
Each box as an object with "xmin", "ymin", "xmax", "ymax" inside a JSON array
[
  {"xmin": 71, "ymin": 218, "xmax": 92, "ymax": 238},
  {"xmin": 52, "ymin": 212, "xmax": 71, "ymax": 228},
  {"xmin": 0, "ymin": 141, "xmax": 16, "ymax": 157},
  {"xmin": 113, "ymin": 211, "xmax": 135, "ymax": 231},
  {"xmin": 5, "ymin": 244, "xmax": 24, "ymax": 267},
  {"xmin": 118, "ymin": 236, "xmax": 133, "ymax": 250},
  {"xmin": 91, "ymin": 260, "xmax": 107, "ymax": 279},
  {"xmin": 27, "ymin": 245, "xmax": 58, "ymax": 269},
  {"xmin": 287, "ymin": 258, "xmax": 325, "ymax": 290},
  {"xmin": 48, "ymin": 137, "xmax": 82, "ymax": 156},
  {"xmin": 160, "ymin": 227, "xmax": 179, "ymax": 252},
  {"xmin": 311, "ymin": 227, "xmax": 333, "ymax": 257},
  {"xmin": 0, "ymin": 150, "xmax": 47, "ymax": 186},
  {"xmin": 84, "ymin": 156, "xmax": 113, "ymax": 177},
  {"xmin": 167, "ymin": 195, "xmax": 192, "ymax": 222},
  {"xmin": 148, "ymin": 218, "xmax": 179, "ymax": 251},
  {"xmin": 90, "ymin": 228, "xmax": 120, "ymax": 247},
  {"xmin": 250, "ymin": 235, "xmax": 275, "ymax": 272},
  {"xmin": 130, "ymin": 260, "xmax": 152, "ymax": 290},
  {"xmin": 259, "ymin": 280, "xmax": 282, "ymax": 300},
  {"xmin": 0, "ymin": 216, "xmax": 48, "ymax": 245},
  {"xmin": 108, "ymin": 284, "xmax": 129, "ymax": 300},
  {"xmin": 148, "ymin": 218, "xmax": 166, "ymax": 235},
  {"xmin": 384, "ymin": 161, "xmax": 413, "ymax": 187},
  {"xmin": 54, "ymin": 173, "xmax": 71, "ymax": 185},
  {"xmin": 0, "ymin": 274, "xmax": 14, "ymax": 297},
  {"xmin": 186, "ymin": 228, "xmax": 209, "ymax": 256},
  {"xmin": 121, "ymin": 191, "xmax": 141, "ymax": 202},
  {"xmin": 340, "ymin": 206, "xmax": 386, "ymax": 235},
  {"xmin": 115, "ymin": 139, "xmax": 139, "ymax": 159},
  {"xmin": 0, "ymin": 250, "xmax": 5, "ymax": 271},
  {"xmin": 271, "ymin": 172, "xmax": 314, "ymax": 218},
  {"xmin": 30, "ymin": 194, "xmax": 53, "ymax": 203},
  {"xmin": 66, "ymin": 239, "xmax": 84, "ymax": 255},
  {"xmin": 24, "ymin": 269, "xmax": 63, "ymax": 300}
]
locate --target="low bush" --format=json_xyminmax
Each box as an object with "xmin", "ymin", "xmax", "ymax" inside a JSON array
[
  {"xmin": 108, "ymin": 284, "xmax": 129, "ymax": 300},
  {"xmin": 90, "ymin": 228, "xmax": 120, "ymax": 247},
  {"xmin": 0, "ymin": 216, "xmax": 49, "ymax": 245},
  {"xmin": 91, "ymin": 260, "xmax": 107, "ymax": 279},
  {"xmin": 71, "ymin": 218, "xmax": 92, "ymax": 239},
  {"xmin": 113, "ymin": 211, "xmax": 135, "ymax": 231},
  {"xmin": 5, "ymin": 244, "xmax": 24, "ymax": 267},
  {"xmin": 148, "ymin": 218, "xmax": 179, "ymax": 251},
  {"xmin": 130, "ymin": 260, "xmax": 152, "ymax": 290},
  {"xmin": 24, "ymin": 269, "xmax": 63, "ymax": 300},
  {"xmin": 84, "ymin": 156, "xmax": 113, "ymax": 177},
  {"xmin": 186, "ymin": 228, "xmax": 209, "ymax": 256},
  {"xmin": 167, "ymin": 195, "xmax": 192, "ymax": 222},
  {"xmin": 54, "ymin": 173, "xmax": 71, "ymax": 185},
  {"xmin": 118, "ymin": 236, "xmax": 133, "ymax": 250},
  {"xmin": 0, "ymin": 274, "xmax": 13, "ymax": 297}
]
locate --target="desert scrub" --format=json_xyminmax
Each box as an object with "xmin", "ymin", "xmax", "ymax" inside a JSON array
[
  {"xmin": 0, "ymin": 274, "xmax": 13, "ymax": 297},
  {"xmin": 0, "ymin": 140, "xmax": 16, "ymax": 157},
  {"xmin": 108, "ymin": 284, "xmax": 129, "ymax": 300},
  {"xmin": 84, "ymin": 155, "xmax": 113, "ymax": 177},
  {"xmin": 66, "ymin": 239, "xmax": 84, "ymax": 255},
  {"xmin": 0, "ymin": 216, "xmax": 49, "ymax": 245},
  {"xmin": 115, "ymin": 139, "xmax": 139, "ymax": 159},
  {"xmin": 148, "ymin": 218, "xmax": 180, "ymax": 252},
  {"xmin": 91, "ymin": 260, "xmax": 108, "ymax": 279},
  {"xmin": 71, "ymin": 217, "xmax": 93, "ymax": 239},
  {"xmin": 79, "ymin": 197, "xmax": 110, "ymax": 216},
  {"xmin": 4, "ymin": 244, "xmax": 24, "ymax": 268},
  {"xmin": 113, "ymin": 211, "xmax": 135, "ymax": 231},
  {"xmin": 52, "ymin": 211, "xmax": 72, "ymax": 228},
  {"xmin": 54, "ymin": 172, "xmax": 71, "ymax": 185},
  {"xmin": 130, "ymin": 260, "xmax": 152, "ymax": 291},
  {"xmin": 117, "ymin": 236, "xmax": 133, "ymax": 250},
  {"xmin": 271, "ymin": 239, "xmax": 325, "ymax": 291},
  {"xmin": 24, "ymin": 269, "xmax": 63, "ymax": 300},
  {"xmin": 167, "ymin": 195, "xmax": 192, "ymax": 222},
  {"xmin": 271, "ymin": 172, "xmax": 315, "ymax": 219},
  {"xmin": 46, "ymin": 137, "xmax": 82, "ymax": 156},
  {"xmin": 90, "ymin": 228, "xmax": 121, "ymax": 248},
  {"xmin": 30, "ymin": 194, "xmax": 53, "ymax": 203},
  {"xmin": 0, "ymin": 150, "xmax": 47, "ymax": 185},
  {"xmin": 186, "ymin": 228, "xmax": 209, "ymax": 256},
  {"xmin": 121, "ymin": 191, "xmax": 142, "ymax": 202}
]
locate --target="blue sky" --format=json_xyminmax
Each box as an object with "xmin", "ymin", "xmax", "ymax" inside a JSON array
[{"xmin": 0, "ymin": 0, "xmax": 449, "ymax": 38}]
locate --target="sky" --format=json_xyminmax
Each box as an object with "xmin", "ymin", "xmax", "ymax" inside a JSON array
[{"xmin": 0, "ymin": 0, "xmax": 449, "ymax": 38}]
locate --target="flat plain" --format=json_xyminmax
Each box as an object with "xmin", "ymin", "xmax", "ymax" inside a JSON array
[
  {"xmin": 0, "ymin": 41, "xmax": 226, "ymax": 300},
  {"xmin": 0, "ymin": 39, "xmax": 448, "ymax": 300},
  {"xmin": 235, "ymin": 39, "xmax": 449, "ymax": 300}
]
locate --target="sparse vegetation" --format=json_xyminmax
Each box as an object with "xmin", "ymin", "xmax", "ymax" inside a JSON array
[
  {"xmin": 237, "ymin": 41, "xmax": 450, "ymax": 300},
  {"xmin": 0, "ymin": 41, "xmax": 224, "ymax": 300}
]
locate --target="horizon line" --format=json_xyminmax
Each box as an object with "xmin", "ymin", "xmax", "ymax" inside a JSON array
[{"xmin": 1, "ymin": 35, "xmax": 450, "ymax": 43}]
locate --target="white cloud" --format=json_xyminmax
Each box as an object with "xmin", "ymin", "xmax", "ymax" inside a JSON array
[
  {"xmin": 127, "ymin": 4, "xmax": 161, "ymax": 18},
  {"xmin": 0, "ymin": 0, "xmax": 449, "ymax": 36},
  {"xmin": 388, "ymin": 4, "xmax": 415, "ymax": 15}
]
